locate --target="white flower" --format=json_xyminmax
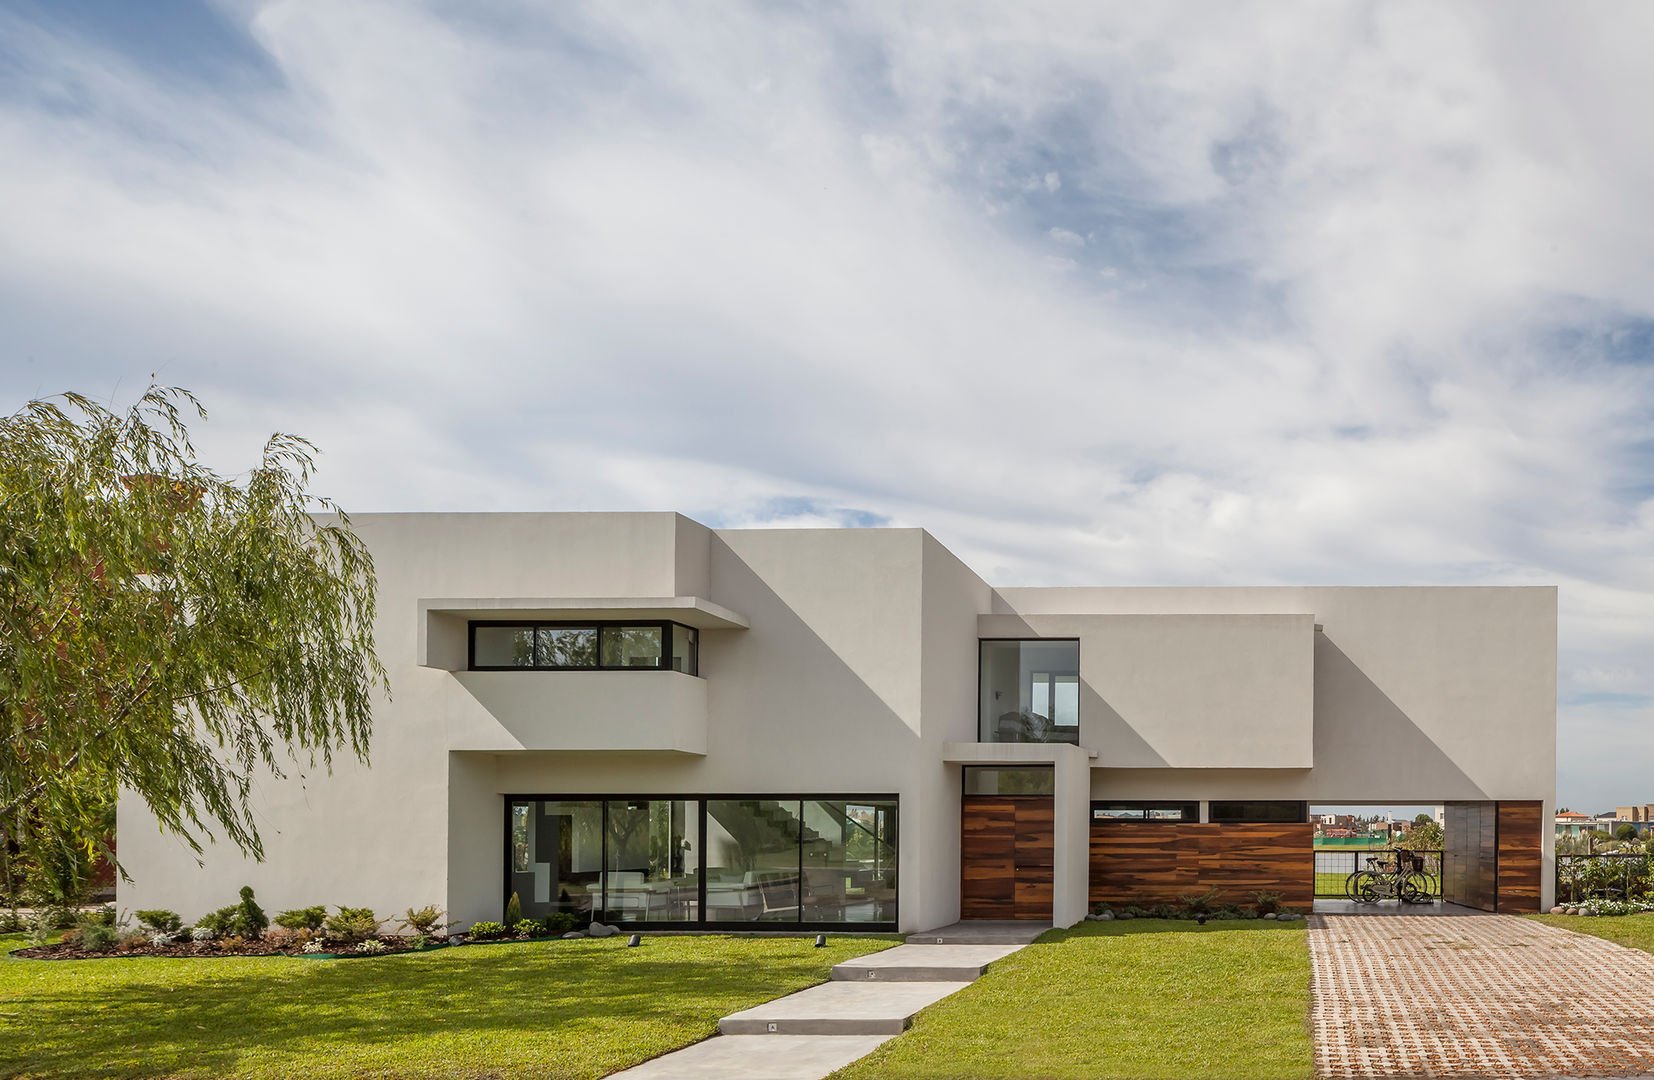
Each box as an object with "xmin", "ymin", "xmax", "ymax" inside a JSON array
[{"xmin": 302, "ymin": 939, "xmax": 326, "ymax": 953}]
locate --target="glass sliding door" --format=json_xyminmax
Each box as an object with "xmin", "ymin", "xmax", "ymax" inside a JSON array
[
  {"xmin": 509, "ymin": 799, "xmax": 604, "ymax": 922},
  {"xmin": 603, "ymin": 799, "xmax": 700, "ymax": 924},
  {"xmin": 704, "ymin": 800, "xmax": 802, "ymax": 922},
  {"xmin": 801, "ymin": 800, "xmax": 898, "ymax": 923}
]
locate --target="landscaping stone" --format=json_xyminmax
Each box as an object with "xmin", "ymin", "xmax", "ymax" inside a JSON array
[
  {"xmin": 1097, "ymin": 911, "xmax": 1115, "ymax": 920},
  {"xmin": 1116, "ymin": 912, "xmax": 1134, "ymax": 920},
  {"xmin": 1263, "ymin": 912, "xmax": 1278, "ymax": 920},
  {"xmin": 588, "ymin": 923, "xmax": 618, "ymax": 938},
  {"xmin": 1550, "ymin": 906, "xmax": 1566, "ymax": 914},
  {"xmin": 562, "ymin": 931, "xmax": 585, "ymax": 939}
]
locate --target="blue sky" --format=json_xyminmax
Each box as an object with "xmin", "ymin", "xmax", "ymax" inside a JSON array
[{"xmin": 2, "ymin": 1, "xmax": 1651, "ymax": 813}]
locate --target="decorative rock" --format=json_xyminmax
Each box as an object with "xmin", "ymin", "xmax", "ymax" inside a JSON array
[
  {"xmin": 562, "ymin": 931, "xmax": 586, "ymax": 939},
  {"xmin": 1581, "ymin": 909, "xmax": 1598, "ymax": 917},
  {"xmin": 1549, "ymin": 906, "xmax": 1566, "ymax": 915},
  {"xmin": 1263, "ymin": 912, "xmax": 1278, "ymax": 920},
  {"xmin": 588, "ymin": 923, "xmax": 618, "ymax": 938},
  {"xmin": 1097, "ymin": 911, "xmax": 1115, "ymax": 921},
  {"xmin": 1117, "ymin": 912, "xmax": 1135, "ymax": 920}
]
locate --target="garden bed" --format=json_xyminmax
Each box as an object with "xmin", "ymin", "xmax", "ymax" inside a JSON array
[{"xmin": 10, "ymin": 935, "xmax": 448, "ymax": 961}]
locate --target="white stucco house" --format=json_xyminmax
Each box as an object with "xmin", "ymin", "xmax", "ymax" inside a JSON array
[{"xmin": 118, "ymin": 512, "xmax": 1558, "ymax": 930}]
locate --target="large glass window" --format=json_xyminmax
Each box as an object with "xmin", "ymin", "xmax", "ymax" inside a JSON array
[
  {"xmin": 704, "ymin": 799, "xmax": 802, "ymax": 922},
  {"xmin": 506, "ymin": 796, "xmax": 898, "ymax": 928},
  {"xmin": 801, "ymin": 800, "xmax": 898, "ymax": 923},
  {"xmin": 603, "ymin": 799, "xmax": 699, "ymax": 923},
  {"xmin": 471, "ymin": 621, "xmax": 698, "ymax": 674},
  {"xmin": 509, "ymin": 799, "xmax": 604, "ymax": 922},
  {"xmin": 979, "ymin": 640, "xmax": 1080, "ymax": 743}
]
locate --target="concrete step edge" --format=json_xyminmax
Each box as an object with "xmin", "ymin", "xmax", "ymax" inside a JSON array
[
  {"xmin": 829, "ymin": 965, "xmax": 986, "ymax": 981},
  {"xmin": 718, "ymin": 1017, "xmax": 909, "ymax": 1036}
]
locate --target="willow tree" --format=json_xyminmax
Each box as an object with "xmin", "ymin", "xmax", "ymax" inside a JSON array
[{"xmin": 0, "ymin": 386, "xmax": 387, "ymax": 899}]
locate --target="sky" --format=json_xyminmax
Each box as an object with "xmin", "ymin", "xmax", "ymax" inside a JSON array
[{"xmin": 0, "ymin": 1, "xmax": 1650, "ymax": 814}]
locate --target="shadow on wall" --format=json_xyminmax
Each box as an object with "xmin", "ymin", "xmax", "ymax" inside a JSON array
[{"xmin": 1312, "ymin": 634, "xmax": 1487, "ymax": 800}]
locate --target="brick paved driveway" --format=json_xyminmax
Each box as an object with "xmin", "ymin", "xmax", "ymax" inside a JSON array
[{"xmin": 1310, "ymin": 913, "xmax": 1654, "ymax": 1079}]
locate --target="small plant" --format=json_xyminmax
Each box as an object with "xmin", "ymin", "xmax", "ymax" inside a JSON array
[
  {"xmin": 149, "ymin": 931, "xmax": 175, "ymax": 948},
  {"xmin": 1119, "ymin": 905, "xmax": 1144, "ymax": 919},
  {"xmin": 1178, "ymin": 887, "xmax": 1225, "ymax": 917},
  {"xmin": 1090, "ymin": 902, "xmax": 1114, "ymax": 917},
  {"xmin": 263, "ymin": 926, "xmax": 305, "ymax": 949},
  {"xmin": 0, "ymin": 912, "xmax": 22, "ymax": 934},
  {"xmin": 78, "ymin": 920, "xmax": 120, "ymax": 953},
  {"xmin": 302, "ymin": 938, "xmax": 327, "ymax": 953},
  {"xmin": 513, "ymin": 919, "xmax": 542, "ymax": 938},
  {"xmin": 274, "ymin": 906, "xmax": 327, "ymax": 931},
  {"xmin": 399, "ymin": 905, "xmax": 448, "ymax": 936},
  {"xmin": 135, "ymin": 909, "xmax": 183, "ymax": 934},
  {"xmin": 116, "ymin": 929, "xmax": 150, "ymax": 952},
  {"xmin": 216, "ymin": 935, "xmax": 248, "ymax": 953},
  {"xmin": 190, "ymin": 926, "xmax": 215, "ymax": 942},
  {"xmin": 504, "ymin": 891, "xmax": 522, "ymax": 926},
  {"xmin": 409, "ymin": 934, "xmax": 429, "ymax": 950},
  {"xmin": 27, "ymin": 908, "xmax": 61, "ymax": 946},
  {"xmin": 467, "ymin": 920, "xmax": 507, "ymax": 940},
  {"xmin": 544, "ymin": 911, "xmax": 578, "ymax": 934},
  {"xmin": 194, "ymin": 906, "xmax": 239, "ymax": 938},
  {"xmin": 356, "ymin": 939, "xmax": 387, "ymax": 955},
  {"xmin": 1250, "ymin": 890, "xmax": 1282, "ymax": 916},
  {"xmin": 235, "ymin": 886, "xmax": 269, "ymax": 936},
  {"xmin": 324, "ymin": 907, "xmax": 383, "ymax": 946},
  {"xmin": 1148, "ymin": 903, "xmax": 1178, "ymax": 920}
]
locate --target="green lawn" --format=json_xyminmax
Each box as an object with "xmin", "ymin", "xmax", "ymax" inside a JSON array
[
  {"xmin": 830, "ymin": 920, "xmax": 1313, "ymax": 1080},
  {"xmin": 0, "ymin": 934, "xmax": 894, "ymax": 1080},
  {"xmin": 1527, "ymin": 911, "xmax": 1654, "ymax": 955}
]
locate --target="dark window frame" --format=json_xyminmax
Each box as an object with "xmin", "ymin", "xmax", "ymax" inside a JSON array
[
  {"xmin": 503, "ymin": 791, "xmax": 899, "ymax": 933},
  {"xmin": 470, "ymin": 620, "xmax": 699, "ymax": 675},
  {"xmin": 1208, "ymin": 800, "xmax": 1309, "ymax": 824},
  {"xmin": 1090, "ymin": 800, "xmax": 1199, "ymax": 823}
]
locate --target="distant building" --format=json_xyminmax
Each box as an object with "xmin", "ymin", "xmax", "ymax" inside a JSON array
[{"xmin": 1555, "ymin": 810, "xmax": 1593, "ymax": 838}]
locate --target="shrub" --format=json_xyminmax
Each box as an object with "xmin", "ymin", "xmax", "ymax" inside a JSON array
[
  {"xmin": 194, "ymin": 906, "xmax": 238, "ymax": 938},
  {"xmin": 544, "ymin": 911, "xmax": 578, "ymax": 934},
  {"xmin": 1250, "ymin": 890, "xmax": 1282, "ymax": 915},
  {"xmin": 409, "ymin": 934, "xmax": 428, "ymax": 950},
  {"xmin": 263, "ymin": 926, "xmax": 305, "ymax": 949},
  {"xmin": 1090, "ymin": 902, "xmax": 1114, "ymax": 917},
  {"xmin": 274, "ymin": 906, "xmax": 327, "ymax": 931},
  {"xmin": 190, "ymin": 926, "xmax": 215, "ymax": 942},
  {"xmin": 324, "ymin": 907, "xmax": 382, "ymax": 946},
  {"xmin": 27, "ymin": 908, "xmax": 62, "ymax": 946},
  {"xmin": 504, "ymin": 891, "xmax": 522, "ymax": 926},
  {"xmin": 135, "ymin": 909, "xmax": 183, "ymax": 934},
  {"xmin": 235, "ymin": 887, "xmax": 268, "ymax": 936},
  {"xmin": 149, "ymin": 931, "xmax": 175, "ymax": 948},
  {"xmin": 467, "ymin": 920, "xmax": 507, "ymax": 940},
  {"xmin": 301, "ymin": 938, "xmax": 327, "ymax": 954},
  {"xmin": 216, "ymin": 935, "xmax": 248, "ymax": 953},
  {"xmin": 356, "ymin": 939, "xmax": 387, "ymax": 955},
  {"xmin": 399, "ymin": 905, "xmax": 448, "ymax": 936},
  {"xmin": 513, "ymin": 919, "xmax": 543, "ymax": 938},
  {"xmin": 1148, "ymin": 903, "xmax": 1178, "ymax": 920},
  {"xmin": 78, "ymin": 919, "xmax": 119, "ymax": 953},
  {"xmin": 1118, "ymin": 905, "xmax": 1144, "ymax": 918},
  {"xmin": 1179, "ymin": 887, "xmax": 1225, "ymax": 916}
]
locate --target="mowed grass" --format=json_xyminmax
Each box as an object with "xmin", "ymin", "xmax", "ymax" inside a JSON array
[
  {"xmin": 1528, "ymin": 911, "xmax": 1654, "ymax": 955},
  {"xmin": 0, "ymin": 934, "xmax": 894, "ymax": 1080},
  {"xmin": 830, "ymin": 919, "xmax": 1313, "ymax": 1080}
]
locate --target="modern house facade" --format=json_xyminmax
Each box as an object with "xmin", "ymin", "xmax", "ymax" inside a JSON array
[{"xmin": 118, "ymin": 513, "xmax": 1558, "ymax": 930}]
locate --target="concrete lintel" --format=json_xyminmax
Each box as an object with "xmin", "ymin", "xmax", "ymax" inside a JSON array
[
  {"xmin": 419, "ymin": 595, "xmax": 749, "ymax": 668},
  {"xmin": 941, "ymin": 741, "xmax": 1097, "ymax": 765}
]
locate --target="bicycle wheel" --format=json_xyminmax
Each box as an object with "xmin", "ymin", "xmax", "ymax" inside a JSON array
[
  {"xmin": 1399, "ymin": 876, "xmax": 1425, "ymax": 904},
  {"xmin": 1357, "ymin": 877, "xmax": 1383, "ymax": 904},
  {"xmin": 1349, "ymin": 871, "xmax": 1380, "ymax": 903}
]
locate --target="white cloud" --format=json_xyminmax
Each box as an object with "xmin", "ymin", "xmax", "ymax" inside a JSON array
[{"xmin": 1, "ymin": 0, "xmax": 1653, "ymax": 809}]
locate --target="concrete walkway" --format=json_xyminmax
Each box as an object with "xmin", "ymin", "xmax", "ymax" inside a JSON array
[
  {"xmin": 1310, "ymin": 912, "xmax": 1654, "ymax": 1078},
  {"xmin": 610, "ymin": 928, "xmax": 1036, "ymax": 1079}
]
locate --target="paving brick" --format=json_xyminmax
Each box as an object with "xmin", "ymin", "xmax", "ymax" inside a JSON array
[{"xmin": 1310, "ymin": 913, "xmax": 1654, "ymax": 1078}]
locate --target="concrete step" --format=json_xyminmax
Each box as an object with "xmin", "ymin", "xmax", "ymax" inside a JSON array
[
  {"xmin": 718, "ymin": 979, "xmax": 972, "ymax": 1036},
  {"xmin": 908, "ymin": 921, "xmax": 1049, "ymax": 945},
  {"xmin": 608, "ymin": 1034, "xmax": 897, "ymax": 1079},
  {"xmin": 830, "ymin": 943, "xmax": 1022, "ymax": 982}
]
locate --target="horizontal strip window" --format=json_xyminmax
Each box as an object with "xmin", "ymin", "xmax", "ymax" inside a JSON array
[
  {"xmin": 1208, "ymin": 800, "xmax": 1308, "ymax": 824},
  {"xmin": 470, "ymin": 620, "xmax": 698, "ymax": 675},
  {"xmin": 963, "ymin": 765, "xmax": 1055, "ymax": 796},
  {"xmin": 1091, "ymin": 801, "xmax": 1198, "ymax": 822},
  {"xmin": 507, "ymin": 794, "xmax": 897, "ymax": 930}
]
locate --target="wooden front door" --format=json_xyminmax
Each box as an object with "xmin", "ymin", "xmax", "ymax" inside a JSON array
[{"xmin": 961, "ymin": 795, "xmax": 1054, "ymax": 920}]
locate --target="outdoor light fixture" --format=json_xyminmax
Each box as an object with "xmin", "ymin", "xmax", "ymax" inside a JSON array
[
  {"xmin": 814, "ymin": 934, "xmax": 826, "ymax": 947},
  {"xmin": 628, "ymin": 934, "xmax": 641, "ymax": 947}
]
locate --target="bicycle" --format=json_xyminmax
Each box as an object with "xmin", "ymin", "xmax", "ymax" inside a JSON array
[{"xmin": 1343, "ymin": 850, "xmax": 1436, "ymax": 904}]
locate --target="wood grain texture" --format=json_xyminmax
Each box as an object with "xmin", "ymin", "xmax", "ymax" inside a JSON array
[
  {"xmin": 1496, "ymin": 800, "xmax": 1543, "ymax": 914},
  {"xmin": 1088, "ymin": 822, "xmax": 1314, "ymax": 909},
  {"xmin": 961, "ymin": 795, "xmax": 1055, "ymax": 920}
]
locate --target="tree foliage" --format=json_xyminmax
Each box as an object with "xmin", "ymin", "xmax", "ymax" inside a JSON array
[{"xmin": 1, "ymin": 386, "xmax": 387, "ymax": 880}]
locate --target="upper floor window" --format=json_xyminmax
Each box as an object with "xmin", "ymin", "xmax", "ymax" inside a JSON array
[
  {"xmin": 979, "ymin": 639, "xmax": 1080, "ymax": 744},
  {"xmin": 470, "ymin": 621, "xmax": 699, "ymax": 675}
]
